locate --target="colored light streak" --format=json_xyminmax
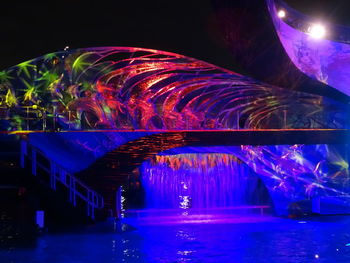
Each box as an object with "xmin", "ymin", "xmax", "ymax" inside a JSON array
[{"xmin": 0, "ymin": 47, "xmax": 346, "ymax": 132}]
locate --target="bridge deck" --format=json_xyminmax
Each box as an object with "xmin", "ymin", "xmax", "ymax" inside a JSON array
[{"xmin": 5, "ymin": 129, "xmax": 350, "ymax": 145}]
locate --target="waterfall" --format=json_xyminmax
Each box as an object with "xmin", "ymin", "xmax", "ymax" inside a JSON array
[{"xmin": 140, "ymin": 153, "xmax": 256, "ymax": 210}]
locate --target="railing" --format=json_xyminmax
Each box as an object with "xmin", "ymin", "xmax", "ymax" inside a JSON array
[
  {"xmin": 20, "ymin": 140, "xmax": 104, "ymax": 220},
  {"xmin": 0, "ymin": 106, "xmax": 101, "ymax": 132},
  {"xmin": 0, "ymin": 106, "xmax": 48, "ymax": 131},
  {"xmin": 0, "ymin": 106, "xmax": 238, "ymax": 132},
  {"xmin": 126, "ymin": 205, "xmax": 271, "ymax": 216},
  {"xmin": 0, "ymin": 105, "xmax": 334, "ymax": 132}
]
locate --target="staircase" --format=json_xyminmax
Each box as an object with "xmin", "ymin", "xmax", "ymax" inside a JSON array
[{"xmin": 20, "ymin": 139, "xmax": 105, "ymax": 220}]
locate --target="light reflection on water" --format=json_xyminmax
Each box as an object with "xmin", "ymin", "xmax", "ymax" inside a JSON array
[{"xmin": 2, "ymin": 212, "xmax": 350, "ymax": 262}]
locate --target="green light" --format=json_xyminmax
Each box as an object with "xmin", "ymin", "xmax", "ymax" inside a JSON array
[
  {"xmin": 17, "ymin": 61, "xmax": 35, "ymax": 78},
  {"xmin": 0, "ymin": 70, "xmax": 13, "ymax": 84},
  {"xmin": 5, "ymin": 89, "xmax": 17, "ymax": 107},
  {"xmin": 72, "ymin": 54, "xmax": 92, "ymax": 73}
]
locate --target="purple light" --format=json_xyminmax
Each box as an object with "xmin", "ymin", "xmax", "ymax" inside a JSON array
[
  {"xmin": 144, "ymin": 143, "xmax": 350, "ymax": 215},
  {"xmin": 267, "ymin": 0, "xmax": 350, "ymax": 96},
  {"xmin": 1, "ymin": 46, "xmax": 347, "ymax": 132},
  {"xmin": 141, "ymin": 153, "xmax": 265, "ymax": 210}
]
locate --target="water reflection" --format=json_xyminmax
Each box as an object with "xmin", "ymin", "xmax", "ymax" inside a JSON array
[
  {"xmin": 2, "ymin": 214, "xmax": 350, "ymax": 262},
  {"xmin": 176, "ymin": 229, "xmax": 197, "ymax": 262}
]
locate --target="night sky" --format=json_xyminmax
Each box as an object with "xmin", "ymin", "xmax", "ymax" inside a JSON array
[
  {"xmin": 286, "ymin": 0, "xmax": 350, "ymax": 26},
  {"xmin": 1, "ymin": 1, "xmax": 230, "ymax": 69},
  {"xmin": 1, "ymin": 0, "xmax": 349, "ymax": 101}
]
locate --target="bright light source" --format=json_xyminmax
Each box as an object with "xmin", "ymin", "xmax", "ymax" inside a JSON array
[
  {"xmin": 308, "ymin": 24, "xmax": 326, "ymax": 39},
  {"xmin": 277, "ymin": 10, "xmax": 286, "ymax": 18}
]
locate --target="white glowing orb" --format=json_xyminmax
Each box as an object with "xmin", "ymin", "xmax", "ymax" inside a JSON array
[
  {"xmin": 277, "ymin": 10, "xmax": 286, "ymax": 18},
  {"xmin": 308, "ymin": 24, "xmax": 326, "ymax": 39}
]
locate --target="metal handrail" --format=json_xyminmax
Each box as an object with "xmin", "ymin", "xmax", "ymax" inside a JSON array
[
  {"xmin": 0, "ymin": 105, "xmax": 344, "ymax": 132},
  {"xmin": 21, "ymin": 140, "xmax": 104, "ymax": 219},
  {"xmin": 35, "ymin": 160, "xmax": 104, "ymax": 209}
]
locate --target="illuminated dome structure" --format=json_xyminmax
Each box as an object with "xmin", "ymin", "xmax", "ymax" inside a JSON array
[{"xmin": 1, "ymin": 47, "xmax": 349, "ymax": 215}]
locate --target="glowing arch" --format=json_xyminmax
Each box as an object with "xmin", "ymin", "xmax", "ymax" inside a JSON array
[{"xmin": 0, "ymin": 47, "xmax": 347, "ymax": 131}]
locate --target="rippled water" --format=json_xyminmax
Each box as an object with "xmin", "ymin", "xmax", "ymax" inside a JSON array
[{"xmin": 2, "ymin": 210, "xmax": 350, "ymax": 263}]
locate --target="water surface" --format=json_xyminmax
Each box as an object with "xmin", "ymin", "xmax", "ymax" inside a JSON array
[{"xmin": 2, "ymin": 210, "xmax": 350, "ymax": 263}]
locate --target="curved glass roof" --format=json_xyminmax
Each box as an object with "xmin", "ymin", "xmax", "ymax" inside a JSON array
[{"xmin": 0, "ymin": 46, "xmax": 346, "ymax": 131}]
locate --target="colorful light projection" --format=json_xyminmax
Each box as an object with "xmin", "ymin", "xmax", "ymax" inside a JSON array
[
  {"xmin": 237, "ymin": 144, "xmax": 350, "ymax": 200},
  {"xmin": 267, "ymin": 0, "xmax": 350, "ymax": 96},
  {"xmin": 0, "ymin": 47, "xmax": 347, "ymax": 131},
  {"xmin": 155, "ymin": 144, "xmax": 350, "ymax": 215},
  {"xmin": 141, "ymin": 153, "xmax": 264, "ymax": 210},
  {"xmin": 2, "ymin": 46, "xmax": 348, "ymax": 215}
]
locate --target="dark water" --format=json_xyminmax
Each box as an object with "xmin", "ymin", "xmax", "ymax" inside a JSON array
[{"xmin": 2, "ymin": 210, "xmax": 350, "ymax": 263}]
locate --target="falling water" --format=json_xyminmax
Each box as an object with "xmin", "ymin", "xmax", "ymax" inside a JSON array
[{"xmin": 141, "ymin": 153, "xmax": 259, "ymax": 210}]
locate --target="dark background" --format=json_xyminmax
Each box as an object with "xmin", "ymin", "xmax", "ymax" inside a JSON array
[
  {"xmin": 1, "ymin": 1, "xmax": 230, "ymax": 69},
  {"xmin": 1, "ymin": 0, "xmax": 349, "ymax": 101}
]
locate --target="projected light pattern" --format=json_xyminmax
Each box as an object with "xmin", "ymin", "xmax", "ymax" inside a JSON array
[
  {"xmin": 237, "ymin": 144, "xmax": 350, "ymax": 213},
  {"xmin": 267, "ymin": 0, "xmax": 350, "ymax": 96},
  {"xmin": 0, "ymin": 47, "xmax": 347, "ymax": 131},
  {"xmin": 2, "ymin": 46, "xmax": 349, "ymax": 215},
  {"xmin": 141, "ymin": 154, "xmax": 256, "ymax": 209},
  {"xmin": 153, "ymin": 144, "xmax": 350, "ymax": 215}
]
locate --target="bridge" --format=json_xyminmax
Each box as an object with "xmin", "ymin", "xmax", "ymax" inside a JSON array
[
  {"xmin": 13, "ymin": 128, "xmax": 349, "ymax": 216},
  {"xmin": 1, "ymin": 46, "xmax": 349, "ymax": 218}
]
